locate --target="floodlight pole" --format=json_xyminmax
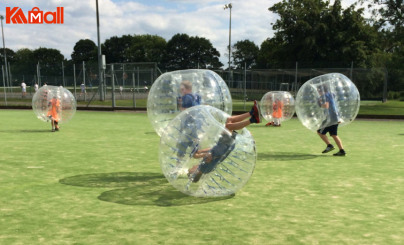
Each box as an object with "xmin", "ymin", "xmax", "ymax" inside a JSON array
[
  {"xmin": 0, "ymin": 15, "xmax": 9, "ymax": 92},
  {"xmin": 96, "ymin": 0, "xmax": 104, "ymax": 101},
  {"xmin": 224, "ymin": 3, "xmax": 232, "ymax": 86}
]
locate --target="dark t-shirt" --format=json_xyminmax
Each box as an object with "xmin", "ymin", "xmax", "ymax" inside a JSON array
[{"xmin": 182, "ymin": 93, "xmax": 201, "ymax": 108}]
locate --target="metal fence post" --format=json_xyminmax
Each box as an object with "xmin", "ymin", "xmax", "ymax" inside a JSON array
[
  {"xmin": 111, "ymin": 64, "xmax": 116, "ymax": 108},
  {"xmin": 132, "ymin": 71, "xmax": 136, "ymax": 108},
  {"xmin": 2, "ymin": 65, "xmax": 7, "ymax": 105},
  {"xmin": 73, "ymin": 64, "xmax": 77, "ymax": 98},
  {"xmin": 62, "ymin": 61, "xmax": 65, "ymax": 87},
  {"xmin": 383, "ymin": 68, "xmax": 388, "ymax": 103},
  {"xmin": 83, "ymin": 61, "xmax": 86, "ymax": 101}
]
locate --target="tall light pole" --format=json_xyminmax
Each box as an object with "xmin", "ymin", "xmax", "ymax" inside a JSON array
[
  {"xmin": 96, "ymin": 0, "xmax": 104, "ymax": 100},
  {"xmin": 224, "ymin": 3, "xmax": 232, "ymax": 71},
  {"xmin": 0, "ymin": 15, "xmax": 9, "ymax": 90}
]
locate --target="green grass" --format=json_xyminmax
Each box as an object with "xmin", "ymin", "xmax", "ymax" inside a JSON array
[
  {"xmin": 0, "ymin": 110, "xmax": 403, "ymax": 244},
  {"xmin": 2, "ymin": 94, "xmax": 404, "ymax": 116},
  {"xmin": 358, "ymin": 100, "xmax": 404, "ymax": 115},
  {"xmin": 83, "ymin": 99, "xmax": 404, "ymax": 116}
]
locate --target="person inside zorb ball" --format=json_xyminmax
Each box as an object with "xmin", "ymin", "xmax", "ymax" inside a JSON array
[
  {"xmin": 260, "ymin": 91, "xmax": 295, "ymax": 127},
  {"xmin": 295, "ymin": 73, "xmax": 360, "ymax": 156},
  {"xmin": 32, "ymin": 85, "xmax": 77, "ymax": 132},
  {"xmin": 147, "ymin": 69, "xmax": 232, "ymax": 136},
  {"xmin": 159, "ymin": 104, "xmax": 261, "ymax": 197}
]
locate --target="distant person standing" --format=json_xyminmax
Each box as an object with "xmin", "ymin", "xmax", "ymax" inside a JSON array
[
  {"xmin": 80, "ymin": 82, "xmax": 86, "ymax": 98},
  {"xmin": 47, "ymin": 96, "xmax": 61, "ymax": 132},
  {"xmin": 34, "ymin": 83, "xmax": 39, "ymax": 92},
  {"xmin": 21, "ymin": 81, "xmax": 27, "ymax": 98},
  {"xmin": 272, "ymin": 98, "xmax": 283, "ymax": 126},
  {"xmin": 119, "ymin": 86, "xmax": 123, "ymax": 96},
  {"xmin": 265, "ymin": 98, "xmax": 283, "ymax": 127}
]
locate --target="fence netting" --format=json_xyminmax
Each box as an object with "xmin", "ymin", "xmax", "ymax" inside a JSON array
[{"xmin": 0, "ymin": 62, "xmax": 396, "ymax": 108}]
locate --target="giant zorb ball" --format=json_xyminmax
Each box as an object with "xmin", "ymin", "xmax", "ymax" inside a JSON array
[
  {"xmin": 160, "ymin": 105, "xmax": 256, "ymax": 197},
  {"xmin": 32, "ymin": 85, "xmax": 77, "ymax": 124},
  {"xmin": 147, "ymin": 69, "xmax": 232, "ymax": 136},
  {"xmin": 259, "ymin": 91, "xmax": 295, "ymax": 123},
  {"xmin": 295, "ymin": 73, "xmax": 360, "ymax": 132}
]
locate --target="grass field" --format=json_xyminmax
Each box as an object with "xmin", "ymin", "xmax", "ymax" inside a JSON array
[
  {"xmin": 0, "ymin": 109, "xmax": 403, "ymax": 244},
  {"xmin": 2, "ymin": 96, "xmax": 404, "ymax": 116}
]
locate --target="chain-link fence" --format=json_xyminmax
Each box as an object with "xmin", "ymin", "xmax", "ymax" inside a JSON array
[
  {"xmin": 0, "ymin": 62, "xmax": 399, "ymax": 109},
  {"xmin": 215, "ymin": 67, "xmax": 391, "ymax": 102}
]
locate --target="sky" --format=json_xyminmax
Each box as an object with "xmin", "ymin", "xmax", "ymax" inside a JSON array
[{"xmin": 1, "ymin": 0, "xmax": 359, "ymax": 67}]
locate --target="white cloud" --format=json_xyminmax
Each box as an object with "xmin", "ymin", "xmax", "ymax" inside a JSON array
[{"xmin": 0, "ymin": 0, "xmax": 365, "ymax": 67}]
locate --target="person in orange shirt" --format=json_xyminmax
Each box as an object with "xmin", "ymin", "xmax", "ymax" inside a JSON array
[
  {"xmin": 271, "ymin": 98, "xmax": 283, "ymax": 126},
  {"xmin": 47, "ymin": 96, "xmax": 61, "ymax": 132}
]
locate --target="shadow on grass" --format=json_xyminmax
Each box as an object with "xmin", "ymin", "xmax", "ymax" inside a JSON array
[
  {"xmin": 0, "ymin": 129, "xmax": 50, "ymax": 133},
  {"xmin": 59, "ymin": 172, "xmax": 166, "ymax": 188},
  {"xmin": 59, "ymin": 172, "xmax": 233, "ymax": 207},
  {"xmin": 144, "ymin": 131, "xmax": 157, "ymax": 135},
  {"xmin": 258, "ymin": 151, "xmax": 318, "ymax": 161},
  {"xmin": 99, "ymin": 186, "xmax": 234, "ymax": 207}
]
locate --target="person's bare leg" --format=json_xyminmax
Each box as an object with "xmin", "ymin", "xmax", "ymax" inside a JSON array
[
  {"xmin": 226, "ymin": 120, "xmax": 251, "ymax": 131},
  {"xmin": 331, "ymin": 135, "xmax": 343, "ymax": 150},
  {"xmin": 225, "ymin": 112, "xmax": 252, "ymax": 131},
  {"xmin": 226, "ymin": 112, "xmax": 250, "ymax": 123},
  {"xmin": 317, "ymin": 132, "xmax": 331, "ymax": 145}
]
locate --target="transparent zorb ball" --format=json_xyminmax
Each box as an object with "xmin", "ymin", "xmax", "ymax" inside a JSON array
[
  {"xmin": 147, "ymin": 69, "xmax": 232, "ymax": 136},
  {"xmin": 159, "ymin": 105, "xmax": 256, "ymax": 197},
  {"xmin": 259, "ymin": 91, "xmax": 295, "ymax": 123},
  {"xmin": 32, "ymin": 85, "xmax": 76, "ymax": 124},
  {"xmin": 295, "ymin": 73, "xmax": 360, "ymax": 132}
]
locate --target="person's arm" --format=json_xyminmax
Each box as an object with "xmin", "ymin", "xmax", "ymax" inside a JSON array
[
  {"xmin": 193, "ymin": 148, "xmax": 211, "ymax": 159},
  {"xmin": 318, "ymin": 95, "xmax": 329, "ymax": 108},
  {"xmin": 193, "ymin": 148, "xmax": 214, "ymax": 163},
  {"xmin": 321, "ymin": 101, "xmax": 329, "ymax": 109}
]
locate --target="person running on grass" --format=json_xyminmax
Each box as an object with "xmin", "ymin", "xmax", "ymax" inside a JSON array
[{"xmin": 317, "ymin": 86, "xmax": 346, "ymax": 156}]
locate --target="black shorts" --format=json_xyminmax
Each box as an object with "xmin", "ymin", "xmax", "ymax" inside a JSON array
[{"xmin": 317, "ymin": 124, "xmax": 338, "ymax": 136}]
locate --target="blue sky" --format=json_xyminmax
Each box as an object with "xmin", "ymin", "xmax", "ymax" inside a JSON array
[{"xmin": 1, "ymin": 0, "xmax": 359, "ymax": 67}]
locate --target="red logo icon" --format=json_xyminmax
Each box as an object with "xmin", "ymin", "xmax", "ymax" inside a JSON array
[{"xmin": 6, "ymin": 7, "xmax": 64, "ymax": 24}]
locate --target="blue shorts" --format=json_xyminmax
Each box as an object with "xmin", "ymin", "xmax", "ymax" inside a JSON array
[{"xmin": 317, "ymin": 124, "xmax": 338, "ymax": 136}]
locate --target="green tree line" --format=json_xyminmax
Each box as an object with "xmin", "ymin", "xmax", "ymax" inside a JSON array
[{"xmin": 0, "ymin": 0, "xmax": 402, "ymax": 92}]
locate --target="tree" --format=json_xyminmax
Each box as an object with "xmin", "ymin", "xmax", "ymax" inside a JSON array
[
  {"xmin": 125, "ymin": 34, "xmax": 166, "ymax": 63},
  {"xmin": 163, "ymin": 33, "xmax": 222, "ymax": 70},
  {"xmin": 102, "ymin": 35, "xmax": 133, "ymax": 63},
  {"xmin": 188, "ymin": 36, "xmax": 222, "ymax": 69},
  {"xmin": 12, "ymin": 48, "xmax": 36, "ymax": 76},
  {"xmin": 265, "ymin": 0, "xmax": 379, "ymax": 68},
  {"xmin": 0, "ymin": 48, "xmax": 16, "ymax": 65},
  {"xmin": 231, "ymin": 40, "xmax": 259, "ymax": 69},
  {"xmin": 256, "ymin": 38, "xmax": 282, "ymax": 68},
  {"xmin": 364, "ymin": 0, "xmax": 404, "ymax": 91},
  {"xmin": 71, "ymin": 39, "xmax": 97, "ymax": 63},
  {"xmin": 33, "ymin": 47, "xmax": 65, "ymax": 76},
  {"xmin": 162, "ymin": 33, "xmax": 192, "ymax": 70},
  {"xmin": 0, "ymin": 48, "xmax": 16, "ymax": 81}
]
